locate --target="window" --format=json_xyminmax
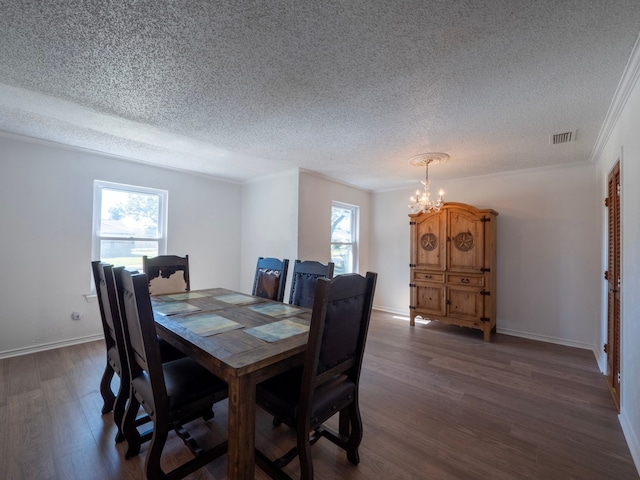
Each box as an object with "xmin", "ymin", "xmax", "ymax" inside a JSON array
[
  {"xmin": 331, "ymin": 201, "xmax": 359, "ymax": 274},
  {"xmin": 92, "ymin": 180, "xmax": 168, "ymax": 271}
]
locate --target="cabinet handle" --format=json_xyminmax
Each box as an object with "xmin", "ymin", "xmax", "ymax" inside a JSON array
[
  {"xmin": 461, "ymin": 278, "xmax": 470, "ymax": 284},
  {"xmin": 425, "ymin": 275, "xmax": 432, "ymax": 279}
]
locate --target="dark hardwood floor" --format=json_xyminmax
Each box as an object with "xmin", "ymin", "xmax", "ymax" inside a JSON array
[{"xmin": 0, "ymin": 311, "xmax": 637, "ymax": 479}]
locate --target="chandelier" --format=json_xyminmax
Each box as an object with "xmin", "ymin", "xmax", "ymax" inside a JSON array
[{"xmin": 408, "ymin": 152, "xmax": 449, "ymax": 213}]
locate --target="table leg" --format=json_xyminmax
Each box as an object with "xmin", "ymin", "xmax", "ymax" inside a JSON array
[{"xmin": 227, "ymin": 375, "xmax": 255, "ymax": 480}]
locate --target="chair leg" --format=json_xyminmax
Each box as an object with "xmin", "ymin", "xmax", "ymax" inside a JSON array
[
  {"xmin": 201, "ymin": 407, "xmax": 215, "ymax": 422},
  {"xmin": 297, "ymin": 427, "xmax": 314, "ymax": 480},
  {"xmin": 145, "ymin": 425, "xmax": 169, "ymax": 480},
  {"xmin": 112, "ymin": 384, "xmax": 128, "ymax": 443},
  {"xmin": 99, "ymin": 363, "xmax": 116, "ymax": 414},
  {"xmin": 346, "ymin": 402, "xmax": 363, "ymax": 465},
  {"xmin": 123, "ymin": 395, "xmax": 142, "ymax": 459}
]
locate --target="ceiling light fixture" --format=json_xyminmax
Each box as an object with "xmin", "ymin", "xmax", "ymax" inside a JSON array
[{"xmin": 408, "ymin": 152, "xmax": 449, "ymax": 213}]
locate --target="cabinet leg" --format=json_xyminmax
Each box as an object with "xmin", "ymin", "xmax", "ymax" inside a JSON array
[
  {"xmin": 483, "ymin": 328, "xmax": 491, "ymax": 342},
  {"xmin": 410, "ymin": 313, "xmax": 415, "ymax": 327}
]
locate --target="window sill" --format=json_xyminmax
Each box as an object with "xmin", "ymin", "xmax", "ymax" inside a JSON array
[{"xmin": 84, "ymin": 294, "xmax": 98, "ymax": 303}]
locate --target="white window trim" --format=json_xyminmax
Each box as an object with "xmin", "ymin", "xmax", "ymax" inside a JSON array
[
  {"xmin": 331, "ymin": 201, "xmax": 359, "ymax": 273},
  {"xmin": 92, "ymin": 180, "xmax": 168, "ymax": 264}
]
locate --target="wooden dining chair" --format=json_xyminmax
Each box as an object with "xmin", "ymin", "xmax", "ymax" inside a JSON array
[
  {"xmin": 97, "ymin": 263, "xmax": 156, "ymax": 445},
  {"xmin": 118, "ymin": 269, "xmax": 228, "ymax": 479},
  {"xmin": 92, "ymin": 261, "xmax": 127, "ymax": 419},
  {"xmin": 93, "ymin": 262, "xmax": 186, "ymax": 444},
  {"xmin": 255, "ymin": 272, "xmax": 378, "ymax": 480},
  {"xmin": 142, "ymin": 254, "xmax": 190, "ymax": 295},
  {"xmin": 288, "ymin": 260, "xmax": 335, "ymax": 309},
  {"xmin": 252, "ymin": 256, "xmax": 289, "ymax": 302}
]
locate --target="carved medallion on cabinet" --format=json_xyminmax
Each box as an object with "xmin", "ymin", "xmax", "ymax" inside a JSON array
[
  {"xmin": 420, "ymin": 233, "xmax": 438, "ymax": 251},
  {"xmin": 454, "ymin": 232, "xmax": 474, "ymax": 252}
]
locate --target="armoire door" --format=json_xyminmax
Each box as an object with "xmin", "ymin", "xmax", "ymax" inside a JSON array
[
  {"xmin": 447, "ymin": 208, "xmax": 485, "ymax": 272},
  {"xmin": 446, "ymin": 285, "xmax": 485, "ymax": 322},
  {"xmin": 412, "ymin": 211, "xmax": 446, "ymax": 270}
]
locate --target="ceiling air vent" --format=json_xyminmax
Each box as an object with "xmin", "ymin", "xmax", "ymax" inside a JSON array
[{"xmin": 550, "ymin": 130, "xmax": 576, "ymax": 145}]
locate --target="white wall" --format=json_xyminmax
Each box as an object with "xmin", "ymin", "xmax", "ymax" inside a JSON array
[
  {"xmin": 0, "ymin": 152, "xmax": 372, "ymax": 357},
  {"xmin": 372, "ymin": 162, "xmax": 601, "ymax": 350},
  {"xmin": 0, "ymin": 134, "xmax": 242, "ymax": 357},
  {"xmin": 239, "ymin": 169, "xmax": 299, "ymax": 296},
  {"xmin": 594, "ymin": 47, "xmax": 640, "ymax": 469},
  {"xmin": 298, "ymin": 171, "xmax": 372, "ymax": 274}
]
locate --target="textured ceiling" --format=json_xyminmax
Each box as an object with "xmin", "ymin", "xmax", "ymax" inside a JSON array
[{"xmin": 1, "ymin": 1, "xmax": 639, "ymax": 190}]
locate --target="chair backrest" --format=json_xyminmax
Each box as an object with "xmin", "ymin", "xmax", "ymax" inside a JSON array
[
  {"xmin": 252, "ymin": 257, "xmax": 289, "ymax": 302},
  {"xmin": 92, "ymin": 260, "xmax": 115, "ymax": 351},
  {"xmin": 92, "ymin": 261, "xmax": 129, "ymax": 358},
  {"xmin": 118, "ymin": 269, "xmax": 169, "ymax": 414},
  {"xmin": 288, "ymin": 260, "xmax": 335, "ymax": 308},
  {"xmin": 142, "ymin": 254, "xmax": 190, "ymax": 295},
  {"xmin": 301, "ymin": 272, "xmax": 377, "ymax": 409}
]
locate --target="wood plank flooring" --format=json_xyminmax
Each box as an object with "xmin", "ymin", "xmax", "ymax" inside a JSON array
[{"xmin": 0, "ymin": 311, "xmax": 637, "ymax": 479}]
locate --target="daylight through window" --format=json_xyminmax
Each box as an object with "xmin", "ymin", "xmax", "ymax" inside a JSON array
[
  {"xmin": 92, "ymin": 180, "xmax": 168, "ymax": 271},
  {"xmin": 331, "ymin": 201, "xmax": 359, "ymax": 274}
]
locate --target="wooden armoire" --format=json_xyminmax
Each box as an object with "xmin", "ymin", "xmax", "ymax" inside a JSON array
[{"xmin": 409, "ymin": 202, "xmax": 498, "ymax": 341}]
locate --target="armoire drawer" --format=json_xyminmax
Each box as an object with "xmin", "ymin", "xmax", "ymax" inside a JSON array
[
  {"xmin": 446, "ymin": 274, "xmax": 485, "ymax": 286},
  {"xmin": 411, "ymin": 271, "xmax": 445, "ymax": 283}
]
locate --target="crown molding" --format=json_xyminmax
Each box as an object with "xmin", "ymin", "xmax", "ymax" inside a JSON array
[{"xmin": 590, "ymin": 33, "xmax": 640, "ymax": 163}]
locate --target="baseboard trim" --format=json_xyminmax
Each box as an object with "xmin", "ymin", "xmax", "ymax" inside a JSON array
[
  {"xmin": 0, "ymin": 334, "xmax": 104, "ymax": 360},
  {"xmin": 497, "ymin": 327, "xmax": 595, "ymax": 351},
  {"xmin": 373, "ymin": 307, "xmax": 598, "ymax": 353},
  {"xmin": 619, "ymin": 408, "xmax": 640, "ymax": 477}
]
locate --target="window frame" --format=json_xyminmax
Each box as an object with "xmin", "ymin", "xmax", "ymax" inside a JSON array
[
  {"xmin": 92, "ymin": 180, "xmax": 168, "ymax": 269},
  {"xmin": 330, "ymin": 201, "xmax": 359, "ymax": 274}
]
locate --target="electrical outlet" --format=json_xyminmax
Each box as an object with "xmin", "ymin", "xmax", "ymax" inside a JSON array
[{"xmin": 71, "ymin": 311, "xmax": 83, "ymax": 321}]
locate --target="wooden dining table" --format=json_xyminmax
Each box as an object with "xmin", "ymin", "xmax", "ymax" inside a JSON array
[{"xmin": 151, "ymin": 288, "xmax": 311, "ymax": 480}]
